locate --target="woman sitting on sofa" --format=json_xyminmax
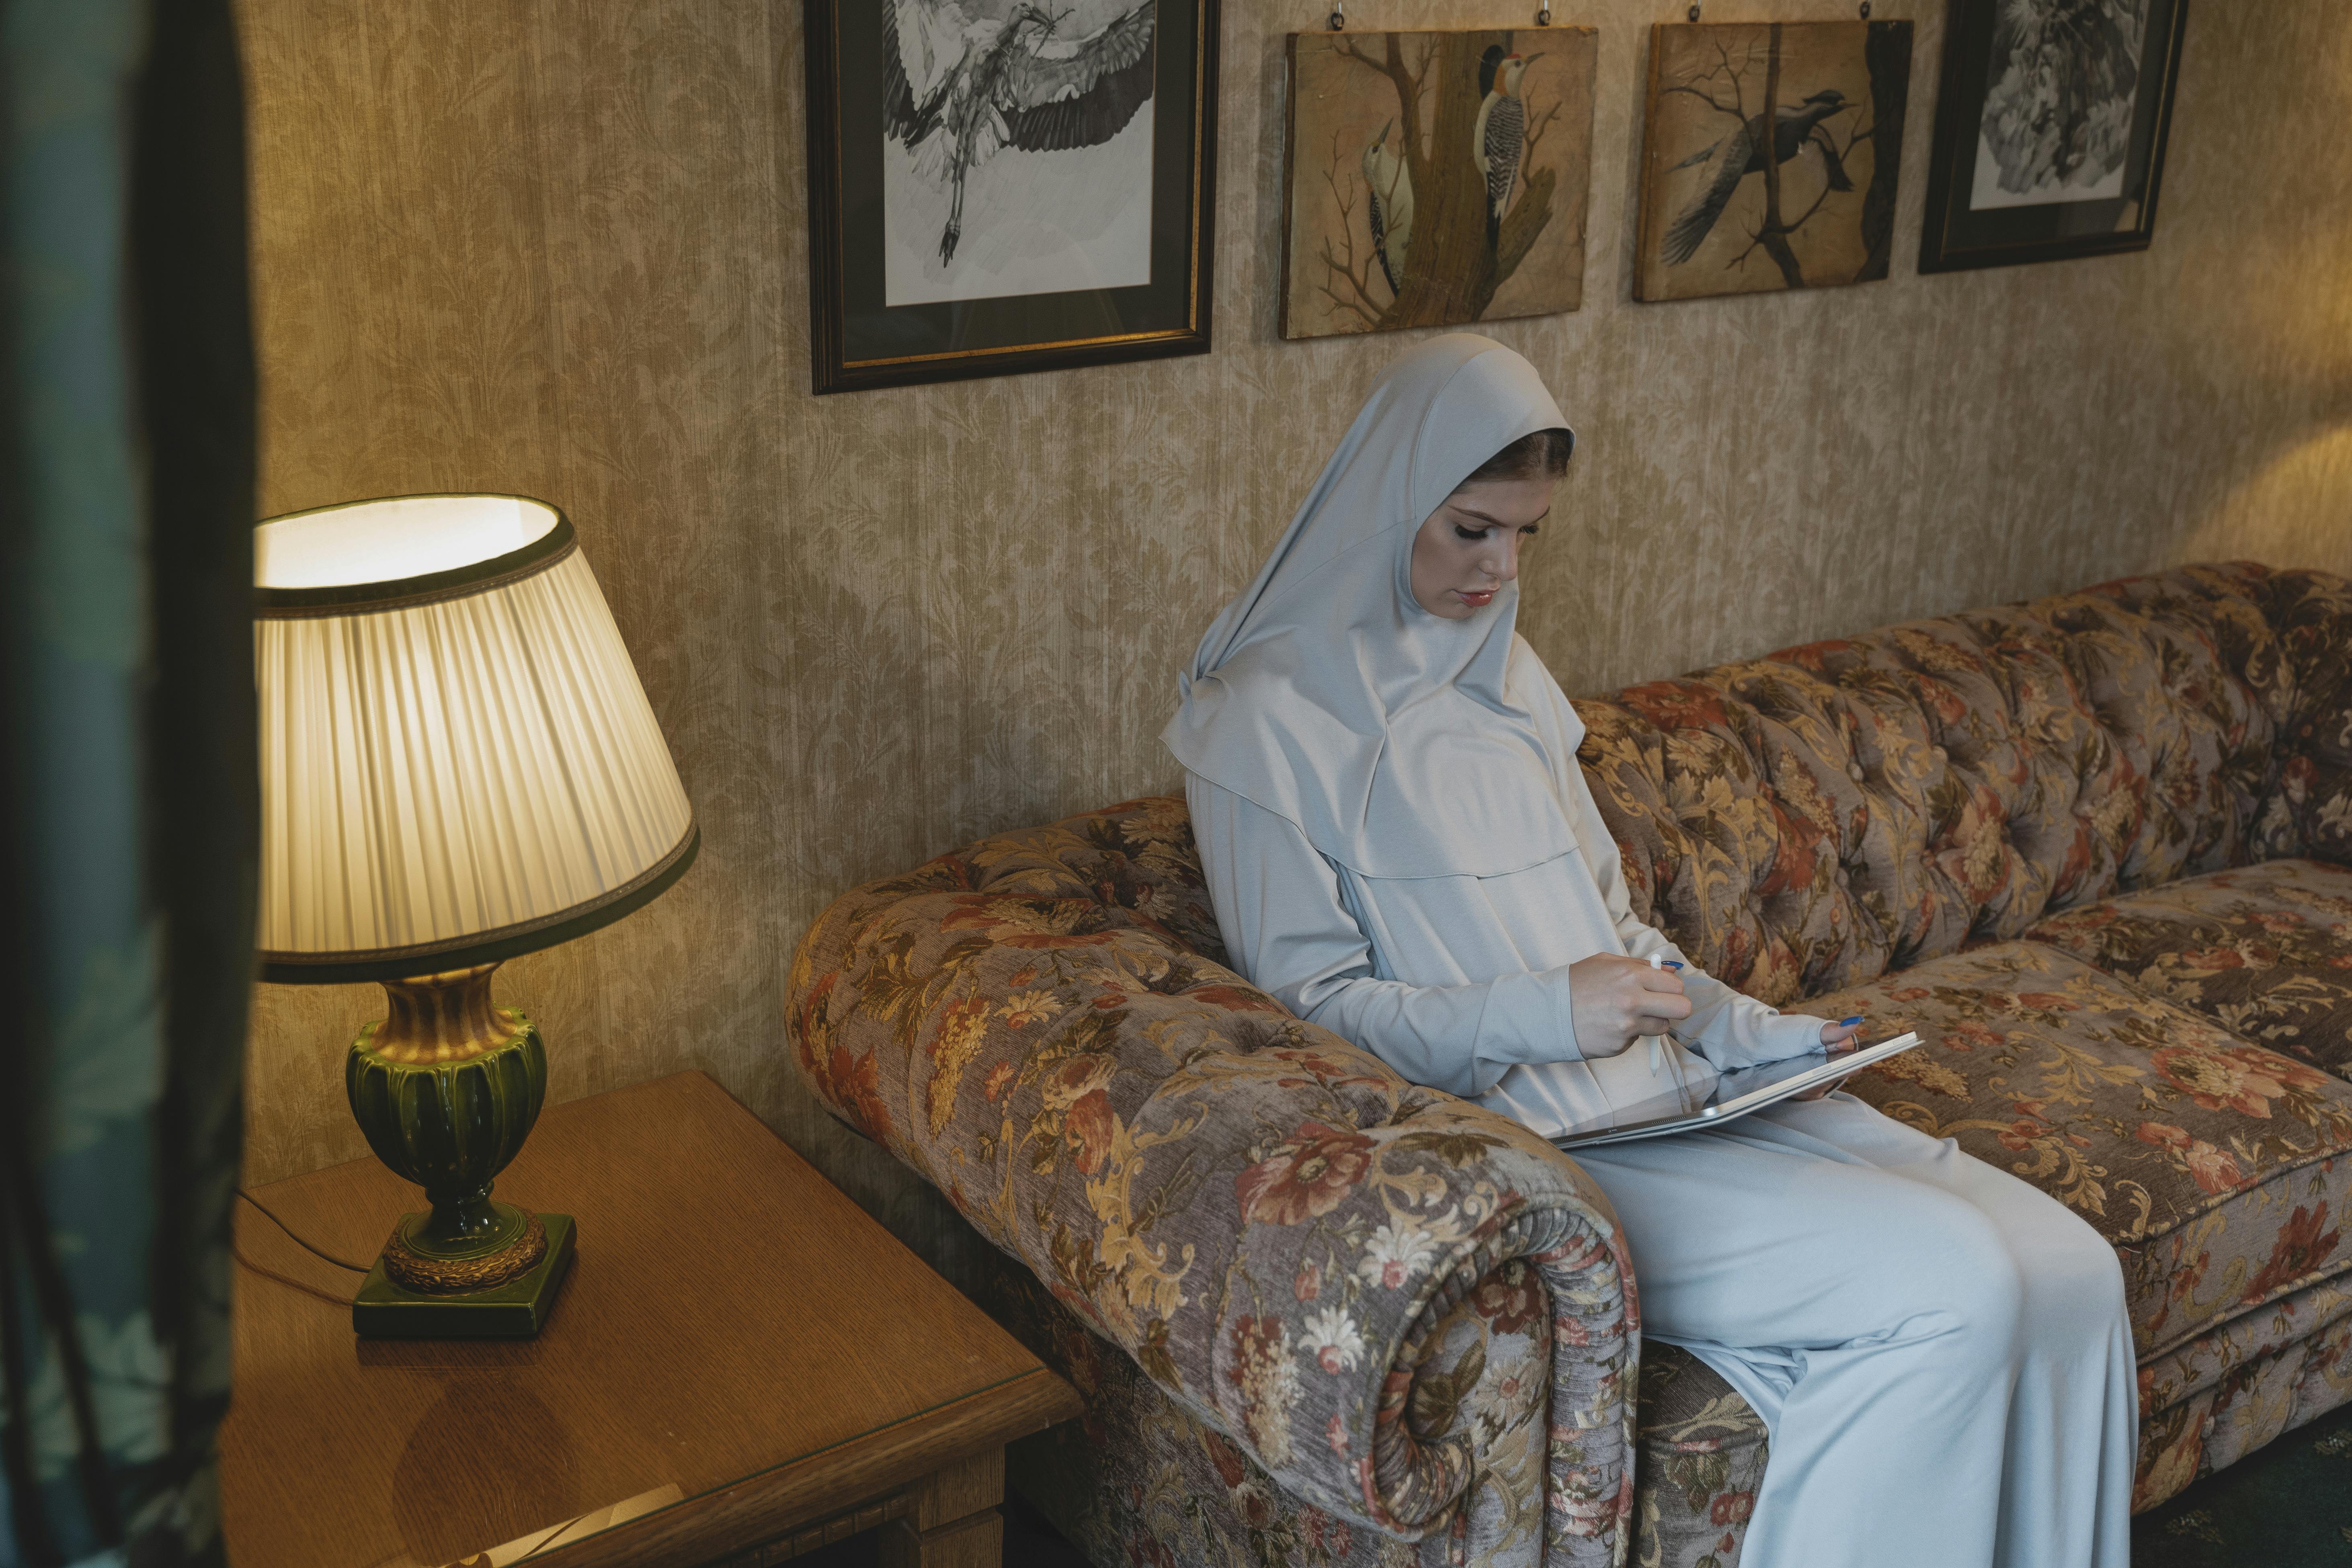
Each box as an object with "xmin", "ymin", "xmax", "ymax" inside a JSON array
[{"xmin": 1163, "ymin": 334, "xmax": 2135, "ymax": 1568}]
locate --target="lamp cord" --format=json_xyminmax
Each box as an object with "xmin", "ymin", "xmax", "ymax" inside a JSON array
[
  {"xmin": 232, "ymin": 1187, "xmax": 369, "ymax": 1308},
  {"xmin": 236, "ymin": 1187, "xmax": 369, "ymax": 1271},
  {"xmin": 231, "ymin": 1242, "xmax": 357, "ymax": 1309}
]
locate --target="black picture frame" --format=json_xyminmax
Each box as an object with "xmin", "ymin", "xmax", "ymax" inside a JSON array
[
  {"xmin": 1918, "ymin": 0, "xmax": 2188, "ymax": 274},
  {"xmin": 804, "ymin": 0, "xmax": 1220, "ymax": 395}
]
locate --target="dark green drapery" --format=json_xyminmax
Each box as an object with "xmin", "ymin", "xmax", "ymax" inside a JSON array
[{"xmin": 1, "ymin": 1, "xmax": 256, "ymax": 1564}]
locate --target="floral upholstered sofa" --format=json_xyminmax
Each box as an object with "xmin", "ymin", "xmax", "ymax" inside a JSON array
[{"xmin": 786, "ymin": 563, "xmax": 2352, "ymax": 1568}]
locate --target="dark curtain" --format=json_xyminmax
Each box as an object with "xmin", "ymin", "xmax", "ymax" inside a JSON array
[{"xmin": 1, "ymin": 1, "xmax": 256, "ymax": 1563}]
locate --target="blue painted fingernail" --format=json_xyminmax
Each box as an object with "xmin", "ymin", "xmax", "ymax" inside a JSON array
[
  {"xmin": 1841, "ymin": 1016, "xmax": 1864, "ymax": 1026},
  {"xmin": 1663, "ymin": 960, "xmax": 1684, "ymax": 971}
]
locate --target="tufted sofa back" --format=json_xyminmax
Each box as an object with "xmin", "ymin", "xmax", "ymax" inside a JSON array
[
  {"xmin": 1572, "ymin": 563, "xmax": 2352, "ymax": 1006},
  {"xmin": 864, "ymin": 567, "xmax": 2352, "ymax": 1015}
]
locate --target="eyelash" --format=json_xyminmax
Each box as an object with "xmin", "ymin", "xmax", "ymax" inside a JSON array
[{"xmin": 1454, "ymin": 525, "xmax": 1540, "ymax": 541}]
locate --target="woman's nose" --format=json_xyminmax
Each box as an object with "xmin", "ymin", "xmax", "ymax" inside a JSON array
[{"xmin": 1493, "ymin": 536, "xmax": 1522, "ymax": 582}]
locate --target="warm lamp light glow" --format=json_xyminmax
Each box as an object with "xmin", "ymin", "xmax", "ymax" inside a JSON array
[
  {"xmin": 255, "ymin": 494, "xmax": 556, "ymax": 588},
  {"xmin": 254, "ymin": 495, "xmax": 696, "ymax": 983}
]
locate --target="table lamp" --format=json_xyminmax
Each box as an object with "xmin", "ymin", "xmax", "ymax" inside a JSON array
[{"xmin": 254, "ymin": 494, "xmax": 697, "ymax": 1337}]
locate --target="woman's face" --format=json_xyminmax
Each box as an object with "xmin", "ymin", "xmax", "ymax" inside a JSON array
[{"xmin": 1408, "ymin": 475, "xmax": 1553, "ymax": 619}]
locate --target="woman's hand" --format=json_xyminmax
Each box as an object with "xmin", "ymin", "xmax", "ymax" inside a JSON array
[
  {"xmin": 1567, "ymin": 954, "xmax": 1694, "ymax": 1059},
  {"xmin": 1788, "ymin": 1015, "xmax": 1866, "ymax": 1101}
]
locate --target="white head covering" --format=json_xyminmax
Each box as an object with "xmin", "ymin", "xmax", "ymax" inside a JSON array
[{"xmin": 1163, "ymin": 334, "xmax": 1578, "ymax": 879}]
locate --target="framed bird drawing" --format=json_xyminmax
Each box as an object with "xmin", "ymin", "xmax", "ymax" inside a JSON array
[
  {"xmin": 1632, "ymin": 20, "xmax": 1913, "ymax": 303},
  {"xmin": 1917, "ymin": 0, "xmax": 2188, "ymax": 273},
  {"xmin": 1278, "ymin": 27, "xmax": 1599, "ymax": 341},
  {"xmin": 803, "ymin": 0, "xmax": 1219, "ymax": 393}
]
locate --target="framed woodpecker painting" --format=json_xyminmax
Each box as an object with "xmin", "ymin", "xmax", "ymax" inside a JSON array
[
  {"xmin": 803, "ymin": 0, "xmax": 1220, "ymax": 394},
  {"xmin": 1917, "ymin": 0, "xmax": 2188, "ymax": 273},
  {"xmin": 1278, "ymin": 27, "xmax": 1599, "ymax": 341},
  {"xmin": 1632, "ymin": 20, "xmax": 1913, "ymax": 303}
]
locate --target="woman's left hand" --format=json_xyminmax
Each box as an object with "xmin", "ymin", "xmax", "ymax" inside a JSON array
[{"xmin": 1788, "ymin": 1015, "xmax": 1865, "ymax": 1102}]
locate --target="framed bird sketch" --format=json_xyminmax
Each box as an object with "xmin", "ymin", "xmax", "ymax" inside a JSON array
[
  {"xmin": 1632, "ymin": 20, "xmax": 1913, "ymax": 303},
  {"xmin": 803, "ymin": 0, "xmax": 1219, "ymax": 394},
  {"xmin": 1278, "ymin": 27, "xmax": 1598, "ymax": 341},
  {"xmin": 1917, "ymin": 0, "xmax": 2187, "ymax": 273}
]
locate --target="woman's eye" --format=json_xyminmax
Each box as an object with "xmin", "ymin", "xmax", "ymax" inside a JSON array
[{"xmin": 1454, "ymin": 525, "xmax": 1491, "ymax": 541}]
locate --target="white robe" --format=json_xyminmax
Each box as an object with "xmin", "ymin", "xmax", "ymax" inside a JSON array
[
  {"xmin": 1186, "ymin": 668, "xmax": 2137, "ymax": 1568},
  {"xmin": 1164, "ymin": 332, "xmax": 2134, "ymax": 1567},
  {"xmin": 1189, "ymin": 634, "xmax": 1826, "ymax": 1138}
]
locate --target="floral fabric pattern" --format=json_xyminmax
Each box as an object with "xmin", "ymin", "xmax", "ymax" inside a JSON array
[
  {"xmin": 985, "ymin": 1250, "xmax": 1556, "ymax": 1568},
  {"xmin": 1573, "ymin": 564, "xmax": 2348, "ymax": 1008},
  {"xmin": 785, "ymin": 565, "xmax": 2352, "ymax": 1568},
  {"xmin": 1629, "ymin": 1347, "xmax": 1769, "ymax": 1568},
  {"xmin": 2134, "ymin": 1299, "xmax": 2352, "ymax": 1512},
  {"xmin": 789, "ymin": 799, "xmax": 1640, "ymax": 1565},
  {"xmin": 2268, "ymin": 570, "xmax": 2352, "ymax": 864},
  {"xmin": 2138, "ymin": 1271, "xmax": 2352, "ymax": 1445},
  {"xmin": 1821, "ymin": 942, "xmax": 2352, "ymax": 1362},
  {"xmin": 2027, "ymin": 860, "xmax": 2352, "ymax": 1082},
  {"xmin": 990, "ymin": 1246, "xmax": 1753, "ymax": 1568}
]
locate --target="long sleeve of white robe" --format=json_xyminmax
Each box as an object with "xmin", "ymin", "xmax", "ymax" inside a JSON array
[{"xmin": 1184, "ymin": 664, "xmax": 1823, "ymax": 1113}]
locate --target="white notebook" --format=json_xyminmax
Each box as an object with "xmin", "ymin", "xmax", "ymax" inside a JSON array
[{"xmin": 1549, "ymin": 1033, "xmax": 1925, "ymax": 1150}]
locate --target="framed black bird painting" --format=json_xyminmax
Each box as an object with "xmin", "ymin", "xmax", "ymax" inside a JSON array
[
  {"xmin": 1632, "ymin": 20, "xmax": 1914, "ymax": 303},
  {"xmin": 804, "ymin": 0, "xmax": 1220, "ymax": 393},
  {"xmin": 1917, "ymin": 0, "xmax": 2189, "ymax": 273}
]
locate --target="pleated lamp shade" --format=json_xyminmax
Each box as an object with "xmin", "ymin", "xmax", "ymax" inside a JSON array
[{"xmin": 254, "ymin": 495, "xmax": 697, "ymax": 984}]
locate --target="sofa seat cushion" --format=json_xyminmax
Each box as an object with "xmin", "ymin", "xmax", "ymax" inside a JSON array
[
  {"xmin": 1807, "ymin": 942, "xmax": 2352, "ymax": 1362},
  {"xmin": 2025, "ymin": 859, "xmax": 2352, "ymax": 1082},
  {"xmin": 2134, "ymin": 1283, "xmax": 2352, "ymax": 1511},
  {"xmin": 2137, "ymin": 1269, "xmax": 2352, "ymax": 1429}
]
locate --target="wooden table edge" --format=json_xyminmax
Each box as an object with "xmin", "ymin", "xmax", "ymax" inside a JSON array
[{"xmin": 533, "ymin": 1364, "xmax": 1083, "ymax": 1568}]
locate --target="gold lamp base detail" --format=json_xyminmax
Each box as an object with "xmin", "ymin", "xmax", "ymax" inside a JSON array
[
  {"xmin": 355, "ymin": 1211, "xmax": 576, "ymax": 1339},
  {"xmin": 382, "ymin": 1206, "xmax": 548, "ymax": 1293}
]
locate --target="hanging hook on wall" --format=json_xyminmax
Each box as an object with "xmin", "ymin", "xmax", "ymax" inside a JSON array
[
  {"xmin": 1328, "ymin": 1, "xmax": 1344, "ymax": 29},
  {"xmin": 1858, "ymin": 1, "xmax": 1871, "ymax": 15},
  {"xmin": 1686, "ymin": 3, "xmax": 1701, "ymax": 20},
  {"xmin": 1536, "ymin": 4, "xmax": 1552, "ymax": 23}
]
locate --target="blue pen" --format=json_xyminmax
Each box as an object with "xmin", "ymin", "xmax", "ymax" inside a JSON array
[{"xmin": 1646, "ymin": 954, "xmax": 1685, "ymax": 1069}]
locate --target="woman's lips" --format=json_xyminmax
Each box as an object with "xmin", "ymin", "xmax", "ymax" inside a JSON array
[{"xmin": 1456, "ymin": 589, "xmax": 1496, "ymax": 608}]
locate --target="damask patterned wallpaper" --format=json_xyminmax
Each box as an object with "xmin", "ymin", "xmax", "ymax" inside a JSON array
[{"xmin": 236, "ymin": 0, "xmax": 2352, "ymax": 1271}]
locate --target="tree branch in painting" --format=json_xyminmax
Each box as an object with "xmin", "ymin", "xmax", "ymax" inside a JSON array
[
  {"xmin": 1316, "ymin": 30, "xmax": 1560, "ymax": 331},
  {"xmin": 1316, "ymin": 128, "xmax": 1385, "ymax": 328},
  {"xmin": 1647, "ymin": 21, "xmax": 1912, "ymax": 298}
]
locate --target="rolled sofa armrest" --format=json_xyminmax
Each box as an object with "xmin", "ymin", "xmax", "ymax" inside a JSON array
[{"xmin": 785, "ymin": 800, "xmax": 1639, "ymax": 1562}]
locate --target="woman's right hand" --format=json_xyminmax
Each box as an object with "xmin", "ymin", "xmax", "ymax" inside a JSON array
[{"xmin": 1567, "ymin": 953, "xmax": 1694, "ymax": 1059}]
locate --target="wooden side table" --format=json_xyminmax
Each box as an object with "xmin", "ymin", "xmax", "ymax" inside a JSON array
[{"xmin": 219, "ymin": 1072, "xmax": 1081, "ymax": 1568}]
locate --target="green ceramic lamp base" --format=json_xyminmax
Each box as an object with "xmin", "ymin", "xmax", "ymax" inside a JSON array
[
  {"xmin": 343, "ymin": 963, "xmax": 576, "ymax": 1339},
  {"xmin": 355, "ymin": 1211, "xmax": 576, "ymax": 1339}
]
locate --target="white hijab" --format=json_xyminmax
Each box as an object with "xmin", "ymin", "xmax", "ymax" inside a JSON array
[{"xmin": 1163, "ymin": 334, "xmax": 1578, "ymax": 881}]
